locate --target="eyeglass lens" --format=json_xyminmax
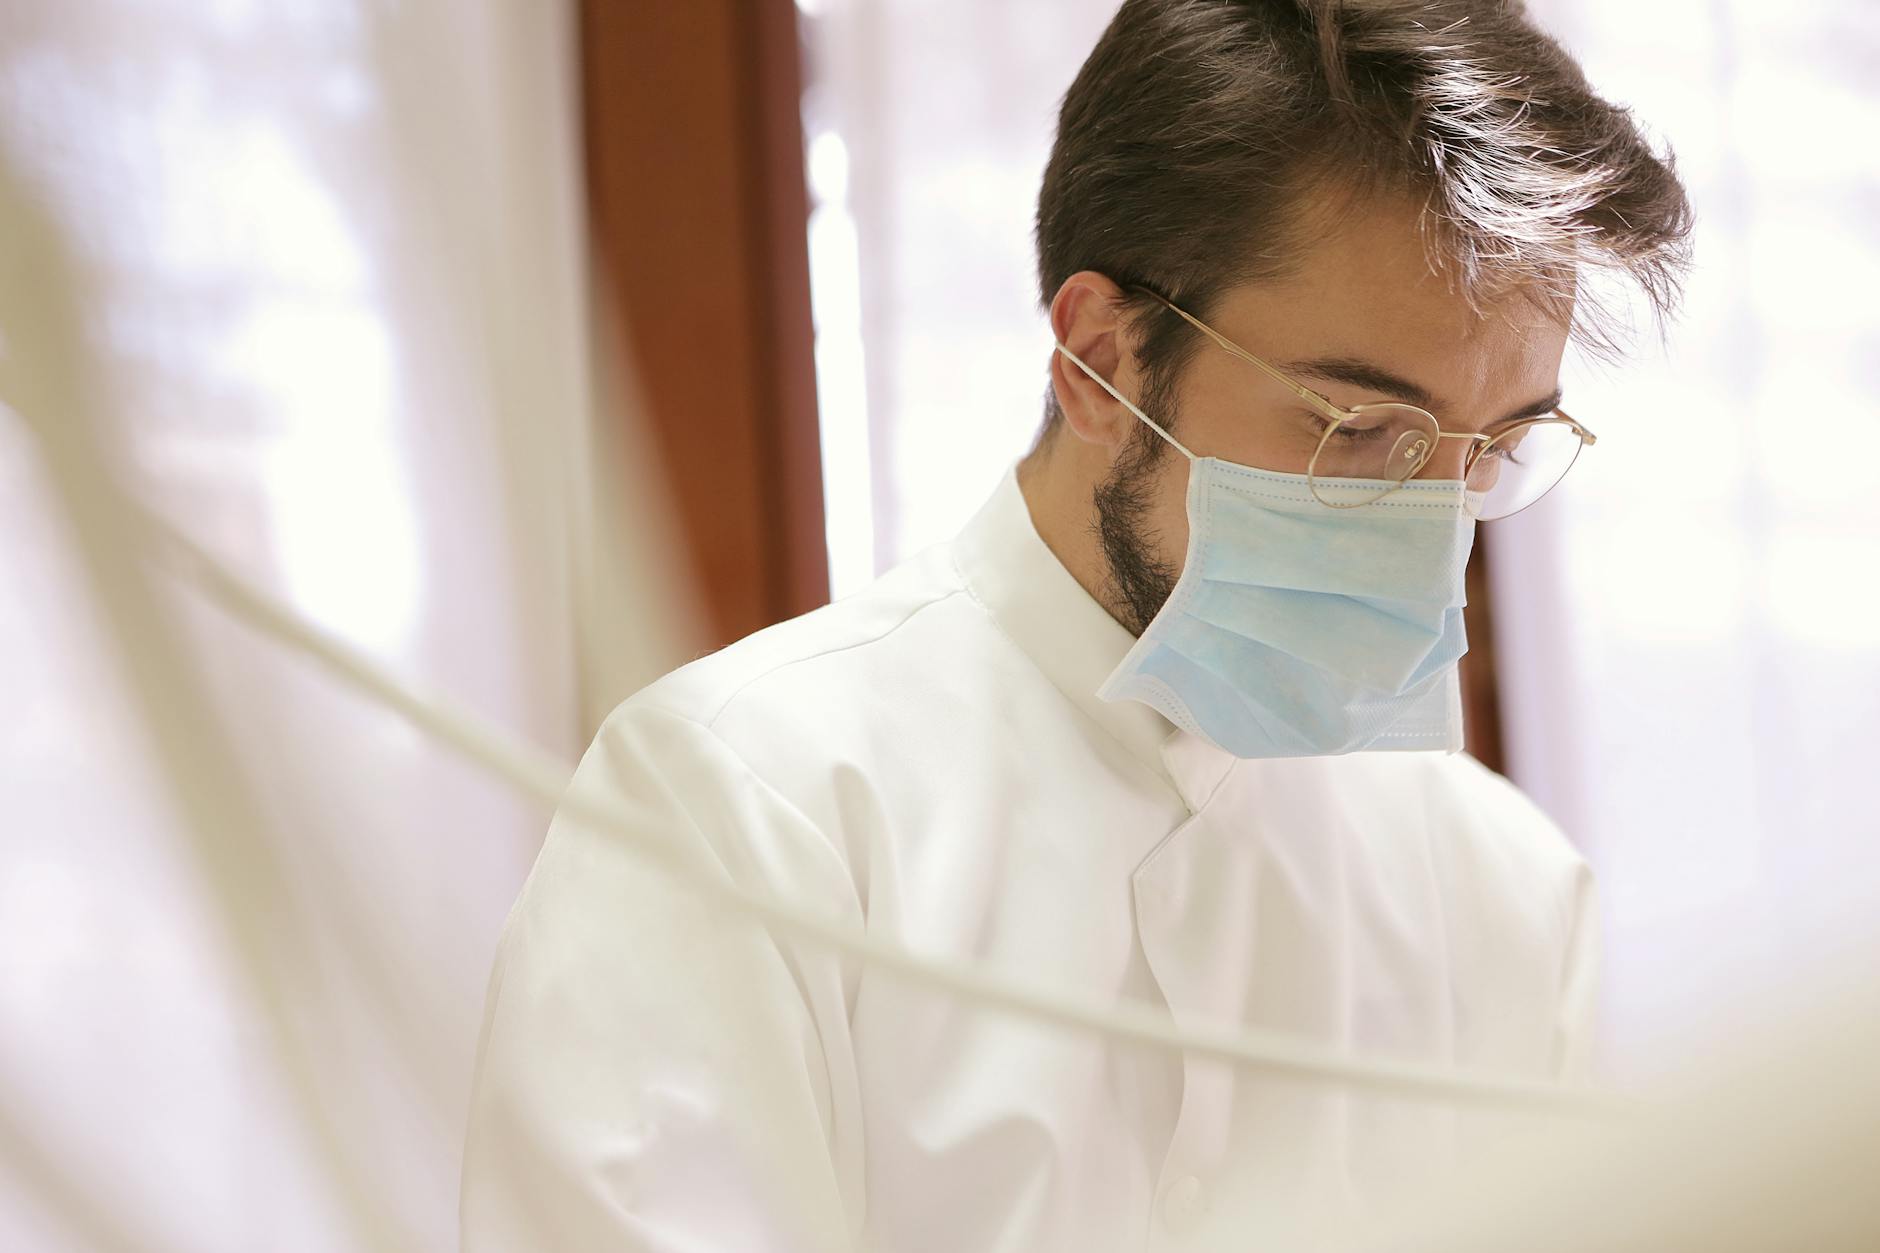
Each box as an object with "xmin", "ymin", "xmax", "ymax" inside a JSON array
[{"xmin": 1308, "ymin": 408, "xmax": 1584, "ymax": 519}]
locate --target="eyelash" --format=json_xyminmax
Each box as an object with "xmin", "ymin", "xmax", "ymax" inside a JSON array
[{"xmin": 1307, "ymin": 414, "xmax": 1388, "ymax": 442}]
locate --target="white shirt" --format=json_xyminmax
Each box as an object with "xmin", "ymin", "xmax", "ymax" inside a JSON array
[{"xmin": 460, "ymin": 468, "xmax": 1600, "ymax": 1252}]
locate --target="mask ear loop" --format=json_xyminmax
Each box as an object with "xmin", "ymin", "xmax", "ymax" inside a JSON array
[{"xmin": 1054, "ymin": 342, "xmax": 1197, "ymax": 461}]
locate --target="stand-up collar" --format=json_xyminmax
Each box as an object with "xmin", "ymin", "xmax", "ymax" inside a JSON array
[{"xmin": 950, "ymin": 467, "xmax": 1236, "ymax": 811}]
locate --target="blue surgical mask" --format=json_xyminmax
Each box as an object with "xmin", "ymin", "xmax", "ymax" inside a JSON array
[{"xmin": 1057, "ymin": 342, "xmax": 1476, "ymax": 758}]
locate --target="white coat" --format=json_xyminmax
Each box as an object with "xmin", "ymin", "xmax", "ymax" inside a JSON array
[{"xmin": 460, "ymin": 468, "xmax": 1599, "ymax": 1252}]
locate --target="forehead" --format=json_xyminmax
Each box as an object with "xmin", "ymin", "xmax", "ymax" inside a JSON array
[{"xmin": 1207, "ymin": 193, "xmax": 1571, "ymax": 402}]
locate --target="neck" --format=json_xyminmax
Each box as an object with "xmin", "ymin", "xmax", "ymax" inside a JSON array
[{"xmin": 1016, "ymin": 437, "xmax": 1131, "ymax": 633}]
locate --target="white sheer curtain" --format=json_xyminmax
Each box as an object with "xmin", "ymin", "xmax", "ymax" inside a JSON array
[
  {"xmin": 0, "ymin": 3, "xmax": 672, "ymax": 1249},
  {"xmin": 799, "ymin": 0, "xmax": 1118, "ymax": 595},
  {"xmin": 803, "ymin": 0, "xmax": 1880, "ymax": 1078},
  {"xmin": 1499, "ymin": 0, "xmax": 1880, "ymax": 1078}
]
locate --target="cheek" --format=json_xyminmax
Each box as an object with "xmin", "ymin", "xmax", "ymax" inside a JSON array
[{"xmin": 1164, "ymin": 360, "xmax": 1321, "ymax": 474}]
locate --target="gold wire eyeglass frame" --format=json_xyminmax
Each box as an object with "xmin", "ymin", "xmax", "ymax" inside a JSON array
[{"xmin": 1133, "ymin": 287, "xmax": 1597, "ymax": 519}]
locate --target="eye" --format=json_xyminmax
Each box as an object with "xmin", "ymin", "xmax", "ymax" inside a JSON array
[
  {"xmin": 1307, "ymin": 412, "xmax": 1388, "ymax": 442},
  {"xmin": 1479, "ymin": 439, "xmax": 1526, "ymax": 467}
]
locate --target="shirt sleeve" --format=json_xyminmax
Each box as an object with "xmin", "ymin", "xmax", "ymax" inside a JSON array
[
  {"xmin": 1549, "ymin": 862, "xmax": 1604, "ymax": 1085},
  {"xmin": 459, "ymin": 702, "xmax": 866, "ymax": 1252}
]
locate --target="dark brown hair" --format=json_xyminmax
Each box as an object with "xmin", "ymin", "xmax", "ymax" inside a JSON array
[{"xmin": 1034, "ymin": 0, "xmax": 1694, "ymax": 433}]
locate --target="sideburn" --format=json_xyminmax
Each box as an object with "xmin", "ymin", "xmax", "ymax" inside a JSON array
[{"xmin": 1091, "ymin": 414, "xmax": 1181, "ymax": 637}]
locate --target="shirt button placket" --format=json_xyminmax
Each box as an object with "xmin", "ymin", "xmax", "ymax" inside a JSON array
[{"xmin": 1157, "ymin": 1172, "xmax": 1206, "ymax": 1243}]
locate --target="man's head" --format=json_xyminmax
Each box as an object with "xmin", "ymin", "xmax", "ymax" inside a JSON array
[{"xmin": 1021, "ymin": 0, "xmax": 1692, "ymax": 634}]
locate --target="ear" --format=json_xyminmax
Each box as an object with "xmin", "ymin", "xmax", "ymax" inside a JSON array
[{"xmin": 1047, "ymin": 271, "xmax": 1144, "ymax": 451}]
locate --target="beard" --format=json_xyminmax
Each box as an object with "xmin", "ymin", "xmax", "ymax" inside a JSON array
[{"xmin": 1091, "ymin": 418, "xmax": 1182, "ymax": 637}]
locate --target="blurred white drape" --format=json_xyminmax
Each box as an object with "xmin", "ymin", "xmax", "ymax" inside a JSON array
[
  {"xmin": 804, "ymin": 0, "xmax": 1880, "ymax": 1081},
  {"xmin": 0, "ymin": 2, "xmax": 644, "ymax": 1249}
]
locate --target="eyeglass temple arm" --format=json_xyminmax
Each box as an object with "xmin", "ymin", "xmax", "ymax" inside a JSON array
[
  {"xmin": 1133, "ymin": 288, "xmax": 1349, "ymax": 422},
  {"xmin": 1134, "ymin": 288, "xmax": 1601, "ymax": 449}
]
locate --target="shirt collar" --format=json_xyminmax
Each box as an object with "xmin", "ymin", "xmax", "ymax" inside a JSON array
[{"xmin": 951, "ymin": 466, "xmax": 1236, "ymax": 810}]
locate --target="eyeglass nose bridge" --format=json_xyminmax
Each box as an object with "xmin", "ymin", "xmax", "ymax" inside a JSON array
[
  {"xmin": 1391, "ymin": 429, "xmax": 1490, "ymax": 482},
  {"xmin": 1432, "ymin": 430, "xmax": 1495, "ymax": 480}
]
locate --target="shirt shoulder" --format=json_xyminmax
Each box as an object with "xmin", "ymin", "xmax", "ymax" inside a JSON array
[
  {"xmin": 627, "ymin": 543, "xmax": 973, "ymax": 732},
  {"xmin": 588, "ymin": 539, "xmax": 1058, "ymax": 899},
  {"xmin": 1317, "ymin": 748, "xmax": 1589, "ymax": 933},
  {"xmin": 1387, "ymin": 750, "xmax": 1593, "ymax": 945},
  {"xmin": 1423, "ymin": 751, "xmax": 1586, "ymax": 871}
]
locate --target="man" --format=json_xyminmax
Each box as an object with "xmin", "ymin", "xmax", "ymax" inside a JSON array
[{"xmin": 461, "ymin": 1, "xmax": 1691, "ymax": 1249}]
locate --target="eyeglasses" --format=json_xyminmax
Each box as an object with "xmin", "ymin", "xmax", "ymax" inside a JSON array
[{"xmin": 1133, "ymin": 288, "xmax": 1595, "ymax": 520}]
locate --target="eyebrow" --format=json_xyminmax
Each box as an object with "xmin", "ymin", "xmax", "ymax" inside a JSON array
[{"xmin": 1278, "ymin": 355, "xmax": 1565, "ymax": 429}]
